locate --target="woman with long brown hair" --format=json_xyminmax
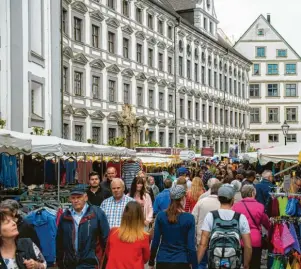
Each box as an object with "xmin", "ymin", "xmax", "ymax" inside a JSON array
[
  {"xmin": 129, "ymin": 177, "xmax": 153, "ymax": 229},
  {"xmin": 185, "ymin": 177, "xmax": 205, "ymax": 212},
  {"xmin": 106, "ymin": 201, "xmax": 150, "ymax": 269},
  {"xmin": 149, "ymin": 185, "xmax": 198, "ymax": 269}
]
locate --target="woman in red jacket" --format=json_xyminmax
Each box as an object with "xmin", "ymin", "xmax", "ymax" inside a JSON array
[{"xmin": 106, "ymin": 201, "xmax": 150, "ymax": 269}]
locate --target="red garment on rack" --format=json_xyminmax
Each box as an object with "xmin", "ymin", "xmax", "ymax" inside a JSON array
[
  {"xmin": 77, "ymin": 161, "xmax": 93, "ymax": 183},
  {"xmin": 107, "ymin": 161, "xmax": 122, "ymax": 178}
]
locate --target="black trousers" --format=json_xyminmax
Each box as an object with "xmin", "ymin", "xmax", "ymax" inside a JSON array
[
  {"xmin": 243, "ymin": 247, "xmax": 262, "ymax": 269},
  {"xmin": 156, "ymin": 263, "xmax": 191, "ymax": 269}
]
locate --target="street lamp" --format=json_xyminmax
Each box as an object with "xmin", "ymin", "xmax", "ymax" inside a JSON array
[{"xmin": 281, "ymin": 120, "xmax": 290, "ymax": 146}]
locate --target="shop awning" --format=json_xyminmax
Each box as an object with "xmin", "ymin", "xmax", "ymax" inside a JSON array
[{"xmin": 0, "ymin": 129, "xmax": 32, "ymax": 154}]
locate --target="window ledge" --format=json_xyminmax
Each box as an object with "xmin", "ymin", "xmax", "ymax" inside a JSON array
[
  {"xmin": 284, "ymin": 96, "xmax": 297, "ymax": 98},
  {"xmin": 255, "ymin": 56, "xmax": 266, "ymax": 59},
  {"xmin": 285, "ymin": 73, "xmax": 297, "ymax": 76},
  {"xmin": 266, "ymin": 121, "xmax": 281, "ymax": 124},
  {"xmin": 286, "ymin": 121, "xmax": 298, "ymax": 123},
  {"xmin": 250, "ymin": 122, "xmax": 261, "ymax": 124},
  {"xmin": 266, "ymin": 96, "xmax": 280, "ymax": 98},
  {"xmin": 266, "ymin": 74, "xmax": 279, "ymax": 76},
  {"xmin": 249, "ymin": 96, "xmax": 261, "ymax": 99}
]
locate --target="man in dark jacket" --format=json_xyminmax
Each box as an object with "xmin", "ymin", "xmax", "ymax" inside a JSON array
[
  {"xmin": 87, "ymin": 171, "xmax": 105, "ymax": 206},
  {"xmin": 255, "ymin": 170, "xmax": 274, "ymax": 207},
  {"xmin": 0, "ymin": 199, "xmax": 41, "ymax": 249},
  {"xmin": 56, "ymin": 186, "xmax": 110, "ymax": 269}
]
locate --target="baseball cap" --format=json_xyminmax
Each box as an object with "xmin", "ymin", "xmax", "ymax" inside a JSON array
[
  {"xmin": 170, "ymin": 185, "xmax": 186, "ymax": 200},
  {"xmin": 218, "ymin": 184, "xmax": 235, "ymax": 199},
  {"xmin": 70, "ymin": 186, "xmax": 86, "ymax": 195},
  {"xmin": 177, "ymin": 167, "xmax": 189, "ymax": 176}
]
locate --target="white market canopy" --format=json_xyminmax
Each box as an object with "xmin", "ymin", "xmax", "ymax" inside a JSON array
[
  {"xmin": 258, "ymin": 144, "xmax": 299, "ymax": 165},
  {"xmin": 136, "ymin": 153, "xmax": 180, "ymax": 167},
  {"xmin": 0, "ymin": 130, "xmax": 136, "ymax": 157}
]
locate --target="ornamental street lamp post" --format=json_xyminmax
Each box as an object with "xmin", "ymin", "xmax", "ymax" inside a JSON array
[{"xmin": 281, "ymin": 120, "xmax": 290, "ymax": 146}]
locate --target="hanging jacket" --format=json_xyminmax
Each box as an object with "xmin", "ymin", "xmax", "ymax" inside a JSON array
[
  {"xmin": 56, "ymin": 204, "xmax": 110, "ymax": 269},
  {"xmin": 17, "ymin": 216, "xmax": 41, "ymax": 250},
  {"xmin": 255, "ymin": 178, "xmax": 274, "ymax": 207},
  {"xmin": 0, "ymin": 239, "xmax": 37, "ymax": 269}
]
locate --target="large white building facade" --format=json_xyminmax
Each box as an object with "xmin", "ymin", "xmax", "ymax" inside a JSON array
[
  {"xmin": 62, "ymin": 0, "xmax": 251, "ymax": 153},
  {"xmin": 0, "ymin": 0, "xmax": 61, "ymax": 136},
  {"xmin": 235, "ymin": 15, "xmax": 301, "ymax": 149}
]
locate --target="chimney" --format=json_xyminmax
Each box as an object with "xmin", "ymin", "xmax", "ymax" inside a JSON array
[{"xmin": 267, "ymin": 13, "xmax": 271, "ymax": 23}]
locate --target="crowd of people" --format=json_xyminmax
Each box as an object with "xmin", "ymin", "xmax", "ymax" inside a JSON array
[{"xmin": 0, "ymin": 160, "xmax": 287, "ymax": 269}]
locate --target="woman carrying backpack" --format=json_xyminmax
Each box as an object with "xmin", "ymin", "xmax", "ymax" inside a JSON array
[
  {"xmin": 149, "ymin": 185, "xmax": 198, "ymax": 269},
  {"xmin": 232, "ymin": 184, "xmax": 270, "ymax": 269}
]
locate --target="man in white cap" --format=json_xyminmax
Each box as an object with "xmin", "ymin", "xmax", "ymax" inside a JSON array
[{"xmin": 197, "ymin": 184, "xmax": 252, "ymax": 269}]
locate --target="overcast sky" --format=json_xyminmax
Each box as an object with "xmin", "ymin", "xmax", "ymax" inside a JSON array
[{"xmin": 214, "ymin": 0, "xmax": 301, "ymax": 56}]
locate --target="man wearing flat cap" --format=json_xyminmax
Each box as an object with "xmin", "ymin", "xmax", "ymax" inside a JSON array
[
  {"xmin": 197, "ymin": 184, "xmax": 252, "ymax": 269},
  {"xmin": 56, "ymin": 186, "xmax": 110, "ymax": 269}
]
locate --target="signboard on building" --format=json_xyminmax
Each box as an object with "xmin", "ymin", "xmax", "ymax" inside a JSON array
[
  {"xmin": 201, "ymin": 147, "xmax": 214, "ymax": 157},
  {"xmin": 135, "ymin": 147, "xmax": 183, "ymax": 155},
  {"xmin": 180, "ymin": 150, "xmax": 196, "ymax": 160}
]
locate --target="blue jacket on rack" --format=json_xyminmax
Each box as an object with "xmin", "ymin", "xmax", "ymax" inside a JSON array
[
  {"xmin": 255, "ymin": 178, "xmax": 274, "ymax": 207},
  {"xmin": 56, "ymin": 204, "xmax": 110, "ymax": 269}
]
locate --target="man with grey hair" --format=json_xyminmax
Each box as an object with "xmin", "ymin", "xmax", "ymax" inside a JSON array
[
  {"xmin": 100, "ymin": 178, "xmax": 134, "ymax": 228},
  {"xmin": 255, "ymin": 169, "xmax": 274, "ymax": 207},
  {"xmin": 198, "ymin": 178, "xmax": 220, "ymax": 200},
  {"xmin": 0, "ymin": 199, "xmax": 41, "ymax": 248}
]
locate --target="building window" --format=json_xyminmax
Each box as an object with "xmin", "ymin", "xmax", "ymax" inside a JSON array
[
  {"xmin": 195, "ymin": 63, "xmax": 198, "ymax": 82},
  {"xmin": 149, "ymin": 90, "xmax": 154, "ymax": 109},
  {"xmin": 201, "ymin": 66, "xmax": 205, "ymax": 84},
  {"xmin": 195, "ymin": 102, "xmax": 199, "ymax": 121},
  {"xmin": 250, "ymin": 108, "xmax": 260, "ymax": 123},
  {"xmin": 108, "ymin": 32, "xmax": 115, "ymax": 53},
  {"xmin": 168, "ymin": 25, "xmax": 172, "ymax": 39},
  {"xmin": 242, "ymin": 84, "xmax": 245, "ymax": 99},
  {"xmin": 225, "ymin": 109, "xmax": 229, "ymax": 125},
  {"xmin": 188, "ymin": 101, "xmax": 192, "ymax": 120},
  {"xmin": 224, "ymin": 76, "xmax": 227, "ymax": 92},
  {"xmin": 159, "ymin": 132, "xmax": 164, "ymax": 146},
  {"xmin": 123, "ymin": 83, "xmax": 130, "ymax": 104},
  {"xmin": 158, "ymin": 53, "xmax": 163, "ymax": 71},
  {"xmin": 149, "ymin": 131, "xmax": 154, "ymax": 142},
  {"xmin": 123, "ymin": 38, "xmax": 129, "ymax": 58},
  {"xmin": 250, "ymin": 134, "xmax": 260, "ymax": 143},
  {"xmin": 268, "ymin": 134, "xmax": 279, "ymax": 143},
  {"xmin": 230, "ymin": 111, "xmax": 233, "ymax": 126},
  {"xmin": 209, "ymin": 21, "xmax": 213, "ymax": 34},
  {"xmin": 158, "ymin": 20, "xmax": 163, "ymax": 34},
  {"xmin": 238, "ymin": 82, "xmax": 241, "ymax": 97},
  {"xmin": 92, "ymin": 127, "xmax": 101, "ymax": 144},
  {"xmin": 286, "ymin": 64, "xmax": 296, "ymax": 74},
  {"xmin": 203, "ymin": 17, "xmax": 207, "ymax": 30},
  {"xmin": 286, "ymin": 108, "xmax": 297, "ymax": 122},
  {"xmin": 267, "ymin": 84, "xmax": 278, "ymax": 97},
  {"xmin": 108, "ymin": 128, "xmax": 116, "ymax": 140},
  {"xmin": 137, "ymin": 87, "xmax": 143, "ymax": 107},
  {"xmin": 147, "ymin": 14, "xmax": 153, "ymax": 29},
  {"xmin": 258, "ymin": 29, "xmax": 264, "ymax": 36},
  {"xmin": 74, "ymin": 17, "xmax": 82, "ymax": 42},
  {"xmin": 235, "ymin": 112, "xmax": 238, "ymax": 127},
  {"xmin": 168, "ymin": 95, "xmax": 173, "ymax": 112},
  {"xmin": 287, "ymin": 134, "xmax": 297, "ymax": 142},
  {"xmin": 214, "ymin": 72, "xmax": 217, "ymax": 88},
  {"xmin": 62, "ymin": 9, "xmax": 67, "ymax": 34},
  {"xmin": 220, "ymin": 109, "xmax": 223, "ymax": 125},
  {"xmin": 268, "ymin": 108, "xmax": 279, "ymax": 123},
  {"xmin": 148, "ymin": 48, "xmax": 153, "ymax": 67},
  {"xmin": 219, "ymin": 74, "xmax": 222, "ymax": 90},
  {"xmin": 137, "ymin": 44, "xmax": 142, "ymax": 63},
  {"xmin": 92, "ymin": 76, "xmax": 100, "ymax": 99},
  {"xmin": 180, "ymin": 98, "xmax": 184, "ymax": 119},
  {"xmin": 92, "ymin": 25, "xmax": 99, "ymax": 48},
  {"xmin": 74, "ymin": 71, "xmax": 83, "ymax": 96},
  {"xmin": 63, "ymin": 123, "xmax": 69, "ymax": 139},
  {"xmin": 286, "ymin": 84, "xmax": 297, "ymax": 97},
  {"xmin": 159, "ymin": 92, "xmax": 164, "ymax": 110},
  {"xmin": 187, "ymin": 60, "xmax": 191, "ymax": 79},
  {"xmin": 202, "ymin": 104, "xmax": 206, "ymax": 122},
  {"xmin": 209, "ymin": 106, "xmax": 212, "ymax": 123},
  {"xmin": 267, "ymin": 64, "xmax": 278, "ymax": 75},
  {"xmin": 277, "ymin": 49, "xmax": 287, "ymax": 57},
  {"xmin": 229, "ymin": 78, "xmax": 232, "ymax": 94},
  {"xmin": 108, "ymin": 0, "xmax": 114, "ymax": 9},
  {"xmin": 256, "ymin": 47, "xmax": 265, "ymax": 57},
  {"xmin": 122, "ymin": 0, "xmax": 129, "ymax": 17},
  {"xmin": 168, "ymin": 57, "xmax": 172, "ymax": 74},
  {"xmin": 179, "ymin": 56, "xmax": 183, "ymax": 76},
  {"xmin": 208, "ymin": 69, "xmax": 212, "ymax": 87},
  {"xmin": 253, "ymin": 64, "xmax": 260, "ymax": 75},
  {"xmin": 215, "ymin": 107, "xmax": 218, "ymax": 124},
  {"xmin": 169, "ymin": 133, "xmax": 173, "ymax": 147},
  {"xmin": 108, "ymin": 80, "xmax": 116, "ymax": 102},
  {"xmin": 136, "ymin": 7, "xmax": 142, "ymax": 23},
  {"xmin": 63, "ymin": 67, "xmax": 68, "ymax": 93},
  {"xmin": 234, "ymin": 80, "xmax": 237, "ymax": 95},
  {"xmin": 75, "ymin": 125, "xmax": 84, "ymax": 142}
]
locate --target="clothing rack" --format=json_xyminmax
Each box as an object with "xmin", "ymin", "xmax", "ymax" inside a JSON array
[{"xmin": 269, "ymin": 192, "xmax": 301, "ymax": 197}]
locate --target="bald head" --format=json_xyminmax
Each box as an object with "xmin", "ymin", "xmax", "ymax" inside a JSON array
[
  {"xmin": 207, "ymin": 178, "xmax": 220, "ymax": 189},
  {"xmin": 106, "ymin": 167, "xmax": 117, "ymax": 181},
  {"xmin": 111, "ymin": 178, "xmax": 125, "ymax": 200}
]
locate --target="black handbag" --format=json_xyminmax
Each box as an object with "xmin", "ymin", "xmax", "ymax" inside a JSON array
[{"xmin": 242, "ymin": 201, "xmax": 269, "ymax": 249}]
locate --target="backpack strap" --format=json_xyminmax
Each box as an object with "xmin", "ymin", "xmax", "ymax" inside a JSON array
[
  {"xmin": 232, "ymin": 212, "xmax": 241, "ymax": 222},
  {"xmin": 211, "ymin": 210, "xmax": 220, "ymax": 220}
]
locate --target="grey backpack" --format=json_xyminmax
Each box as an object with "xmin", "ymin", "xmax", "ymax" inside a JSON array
[{"xmin": 208, "ymin": 210, "xmax": 242, "ymax": 269}]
